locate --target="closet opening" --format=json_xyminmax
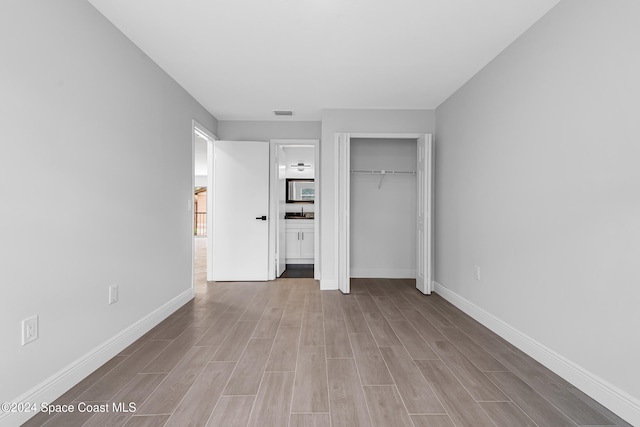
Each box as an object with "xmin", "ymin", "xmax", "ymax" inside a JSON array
[
  {"xmin": 335, "ymin": 133, "xmax": 433, "ymax": 295},
  {"xmin": 350, "ymin": 138, "xmax": 417, "ymax": 280}
]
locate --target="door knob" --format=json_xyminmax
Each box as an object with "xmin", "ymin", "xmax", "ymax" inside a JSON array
[{"xmin": 255, "ymin": 215, "xmax": 267, "ymax": 221}]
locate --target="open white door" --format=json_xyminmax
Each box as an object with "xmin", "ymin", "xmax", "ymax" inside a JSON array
[
  {"xmin": 212, "ymin": 140, "xmax": 269, "ymax": 281},
  {"xmin": 416, "ymin": 134, "xmax": 433, "ymax": 294},
  {"xmin": 276, "ymin": 146, "xmax": 287, "ymax": 277},
  {"xmin": 336, "ymin": 133, "xmax": 351, "ymax": 293}
]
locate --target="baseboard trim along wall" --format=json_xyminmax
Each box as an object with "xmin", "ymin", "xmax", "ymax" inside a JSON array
[
  {"xmin": 1, "ymin": 289, "xmax": 194, "ymax": 427},
  {"xmin": 433, "ymin": 281, "xmax": 640, "ymax": 426},
  {"xmin": 350, "ymin": 269, "xmax": 415, "ymax": 279},
  {"xmin": 320, "ymin": 279, "xmax": 338, "ymax": 291}
]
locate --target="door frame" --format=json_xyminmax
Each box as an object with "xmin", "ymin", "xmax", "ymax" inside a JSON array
[
  {"xmin": 269, "ymin": 139, "xmax": 320, "ymax": 281},
  {"xmin": 191, "ymin": 120, "xmax": 217, "ymax": 288},
  {"xmin": 335, "ymin": 132, "xmax": 433, "ymax": 294}
]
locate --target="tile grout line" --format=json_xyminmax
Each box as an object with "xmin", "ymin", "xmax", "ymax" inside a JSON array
[
  {"xmin": 201, "ymin": 315, "xmax": 258, "ymax": 426},
  {"xmin": 154, "ymin": 344, "xmax": 220, "ymax": 423},
  {"xmin": 361, "ymin": 287, "xmax": 424, "ymax": 427},
  {"xmin": 384, "ymin": 285, "xmax": 455, "ymax": 426},
  {"xmin": 481, "ymin": 371, "xmax": 541, "ymax": 427},
  {"xmin": 321, "ymin": 292, "xmax": 334, "ymax": 427},
  {"xmin": 343, "ymin": 294, "xmax": 377, "ymax": 427},
  {"xmin": 286, "ymin": 284, "xmax": 308, "ymax": 427},
  {"xmin": 224, "ymin": 304, "xmax": 280, "ymax": 426}
]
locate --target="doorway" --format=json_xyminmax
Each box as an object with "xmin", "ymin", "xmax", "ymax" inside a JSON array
[
  {"xmin": 335, "ymin": 133, "xmax": 433, "ymax": 294},
  {"xmin": 201, "ymin": 137, "xmax": 319, "ymax": 283},
  {"xmin": 269, "ymin": 139, "xmax": 320, "ymax": 281},
  {"xmin": 192, "ymin": 121, "xmax": 217, "ymax": 291}
]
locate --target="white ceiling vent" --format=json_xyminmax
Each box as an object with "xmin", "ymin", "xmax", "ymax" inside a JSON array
[{"xmin": 274, "ymin": 110, "xmax": 293, "ymax": 116}]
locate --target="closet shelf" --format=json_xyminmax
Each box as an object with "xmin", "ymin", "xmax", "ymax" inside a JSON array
[{"xmin": 350, "ymin": 169, "xmax": 416, "ymax": 189}]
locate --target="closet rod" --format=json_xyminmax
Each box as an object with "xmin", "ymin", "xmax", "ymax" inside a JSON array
[{"xmin": 350, "ymin": 169, "xmax": 416, "ymax": 175}]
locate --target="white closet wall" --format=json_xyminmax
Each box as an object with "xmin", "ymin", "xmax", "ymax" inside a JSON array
[{"xmin": 350, "ymin": 138, "xmax": 417, "ymax": 278}]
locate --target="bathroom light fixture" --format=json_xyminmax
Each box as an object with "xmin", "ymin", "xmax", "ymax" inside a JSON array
[{"xmin": 291, "ymin": 162, "xmax": 311, "ymax": 171}]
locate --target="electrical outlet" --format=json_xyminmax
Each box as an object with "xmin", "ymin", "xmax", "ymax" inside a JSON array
[
  {"xmin": 22, "ymin": 315, "xmax": 39, "ymax": 345},
  {"xmin": 109, "ymin": 284, "xmax": 118, "ymax": 304},
  {"xmin": 474, "ymin": 266, "xmax": 481, "ymax": 281}
]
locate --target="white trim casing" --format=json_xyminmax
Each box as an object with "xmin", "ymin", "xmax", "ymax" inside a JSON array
[
  {"xmin": 206, "ymin": 138, "xmax": 215, "ymax": 281},
  {"xmin": 415, "ymin": 134, "xmax": 433, "ymax": 294},
  {"xmin": 1, "ymin": 290, "xmax": 194, "ymax": 427},
  {"xmin": 433, "ymin": 281, "xmax": 640, "ymax": 427},
  {"xmin": 313, "ymin": 141, "xmax": 321, "ymax": 281},
  {"xmin": 191, "ymin": 120, "xmax": 217, "ymax": 283},
  {"xmin": 350, "ymin": 269, "xmax": 415, "ymax": 278},
  {"xmin": 348, "ymin": 132, "xmax": 425, "ymax": 139},
  {"xmin": 268, "ymin": 142, "xmax": 279, "ymax": 280},
  {"xmin": 335, "ymin": 133, "xmax": 351, "ymax": 293},
  {"xmin": 320, "ymin": 279, "xmax": 338, "ymax": 291}
]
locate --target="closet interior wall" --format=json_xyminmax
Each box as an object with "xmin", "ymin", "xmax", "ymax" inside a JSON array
[{"xmin": 350, "ymin": 138, "xmax": 417, "ymax": 278}]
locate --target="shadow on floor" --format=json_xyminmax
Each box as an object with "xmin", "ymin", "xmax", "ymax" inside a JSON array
[{"xmin": 280, "ymin": 264, "xmax": 314, "ymax": 278}]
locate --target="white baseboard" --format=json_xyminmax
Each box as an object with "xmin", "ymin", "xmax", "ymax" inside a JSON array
[
  {"xmin": 350, "ymin": 268, "xmax": 415, "ymax": 278},
  {"xmin": 2, "ymin": 289, "xmax": 194, "ymax": 427},
  {"xmin": 433, "ymin": 281, "xmax": 640, "ymax": 426},
  {"xmin": 320, "ymin": 279, "xmax": 338, "ymax": 290},
  {"xmin": 286, "ymin": 259, "xmax": 314, "ymax": 265}
]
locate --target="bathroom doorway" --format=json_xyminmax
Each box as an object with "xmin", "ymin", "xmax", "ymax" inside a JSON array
[{"xmin": 269, "ymin": 139, "xmax": 320, "ymax": 281}]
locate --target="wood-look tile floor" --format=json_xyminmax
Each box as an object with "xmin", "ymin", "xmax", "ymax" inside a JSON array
[{"xmin": 23, "ymin": 239, "xmax": 631, "ymax": 427}]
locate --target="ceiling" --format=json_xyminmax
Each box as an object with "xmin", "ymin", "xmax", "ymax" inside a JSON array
[{"xmin": 88, "ymin": 0, "xmax": 560, "ymax": 121}]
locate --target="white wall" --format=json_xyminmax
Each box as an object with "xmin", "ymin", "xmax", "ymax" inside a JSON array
[
  {"xmin": 350, "ymin": 139, "xmax": 416, "ymax": 278},
  {"xmin": 284, "ymin": 146, "xmax": 315, "ymax": 179},
  {"xmin": 0, "ymin": 0, "xmax": 217, "ymax": 423},
  {"xmin": 435, "ymin": 0, "xmax": 640, "ymax": 423},
  {"xmin": 217, "ymin": 122, "xmax": 320, "ymax": 215},
  {"xmin": 217, "ymin": 120, "xmax": 321, "ymax": 141},
  {"xmin": 320, "ymin": 109, "xmax": 435, "ymax": 289},
  {"xmin": 284, "ymin": 146, "xmax": 315, "ymax": 214}
]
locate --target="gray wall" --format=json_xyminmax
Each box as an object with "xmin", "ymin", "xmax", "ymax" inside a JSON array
[
  {"xmin": 217, "ymin": 120, "xmax": 321, "ymax": 141},
  {"xmin": 435, "ymin": 0, "xmax": 640, "ymax": 415},
  {"xmin": 320, "ymin": 109, "xmax": 435, "ymax": 287},
  {"xmin": 0, "ymin": 0, "xmax": 217, "ymax": 411}
]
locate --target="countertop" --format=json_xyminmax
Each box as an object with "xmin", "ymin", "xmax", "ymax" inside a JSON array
[{"xmin": 285, "ymin": 213, "xmax": 314, "ymax": 220}]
